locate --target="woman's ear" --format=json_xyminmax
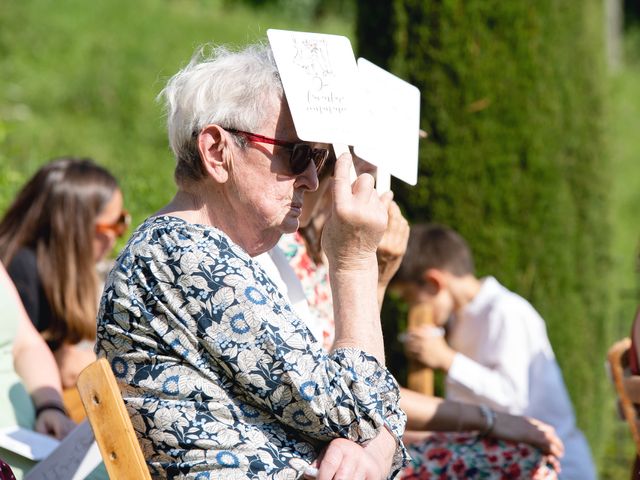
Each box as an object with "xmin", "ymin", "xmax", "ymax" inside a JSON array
[{"xmin": 198, "ymin": 125, "xmax": 231, "ymax": 183}]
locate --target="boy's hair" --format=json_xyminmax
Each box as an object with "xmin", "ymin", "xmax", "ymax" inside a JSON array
[{"xmin": 395, "ymin": 223, "xmax": 475, "ymax": 283}]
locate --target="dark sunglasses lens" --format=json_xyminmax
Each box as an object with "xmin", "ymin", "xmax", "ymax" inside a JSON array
[
  {"xmin": 312, "ymin": 149, "xmax": 329, "ymax": 172},
  {"xmin": 290, "ymin": 144, "xmax": 312, "ymax": 175},
  {"xmin": 116, "ymin": 212, "xmax": 131, "ymax": 237}
]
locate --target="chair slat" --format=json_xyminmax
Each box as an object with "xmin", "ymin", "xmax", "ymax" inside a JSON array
[
  {"xmin": 607, "ymin": 337, "xmax": 640, "ymax": 457},
  {"xmin": 407, "ymin": 304, "xmax": 435, "ymax": 396},
  {"xmin": 77, "ymin": 358, "xmax": 151, "ymax": 480}
]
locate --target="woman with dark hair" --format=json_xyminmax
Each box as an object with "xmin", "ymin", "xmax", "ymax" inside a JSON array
[{"xmin": 0, "ymin": 157, "xmax": 129, "ymax": 388}]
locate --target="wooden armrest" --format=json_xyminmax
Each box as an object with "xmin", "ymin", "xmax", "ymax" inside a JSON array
[{"xmin": 407, "ymin": 304, "xmax": 434, "ymax": 396}]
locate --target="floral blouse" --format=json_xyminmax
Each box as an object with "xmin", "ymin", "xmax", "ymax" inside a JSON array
[
  {"xmin": 96, "ymin": 216, "xmax": 408, "ymax": 479},
  {"xmin": 277, "ymin": 232, "xmax": 334, "ymax": 351}
]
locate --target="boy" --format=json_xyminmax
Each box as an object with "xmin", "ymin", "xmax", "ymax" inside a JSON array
[{"xmin": 397, "ymin": 224, "xmax": 595, "ymax": 480}]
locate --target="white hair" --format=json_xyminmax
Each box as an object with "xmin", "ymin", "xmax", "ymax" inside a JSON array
[{"xmin": 159, "ymin": 43, "xmax": 283, "ymax": 184}]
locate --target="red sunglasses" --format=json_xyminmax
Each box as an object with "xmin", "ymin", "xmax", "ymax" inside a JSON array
[
  {"xmin": 95, "ymin": 210, "xmax": 131, "ymax": 238},
  {"xmin": 225, "ymin": 128, "xmax": 331, "ymax": 175}
]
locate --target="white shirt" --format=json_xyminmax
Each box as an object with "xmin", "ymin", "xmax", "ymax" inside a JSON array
[{"xmin": 446, "ymin": 276, "xmax": 595, "ymax": 480}]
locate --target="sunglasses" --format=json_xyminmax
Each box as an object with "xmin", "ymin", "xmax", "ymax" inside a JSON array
[
  {"xmin": 226, "ymin": 128, "xmax": 330, "ymax": 176},
  {"xmin": 95, "ymin": 210, "xmax": 131, "ymax": 238}
]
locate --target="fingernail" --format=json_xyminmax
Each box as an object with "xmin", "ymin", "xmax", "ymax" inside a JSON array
[{"xmin": 304, "ymin": 466, "xmax": 319, "ymax": 478}]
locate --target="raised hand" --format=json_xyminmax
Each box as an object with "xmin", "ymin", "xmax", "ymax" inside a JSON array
[
  {"xmin": 322, "ymin": 153, "xmax": 392, "ymax": 272},
  {"xmin": 376, "ymin": 201, "xmax": 409, "ymax": 304}
]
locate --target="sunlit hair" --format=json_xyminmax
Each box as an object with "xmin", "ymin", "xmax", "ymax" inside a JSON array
[
  {"xmin": 395, "ymin": 223, "xmax": 475, "ymax": 284},
  {"xmin": 158, "ymin": 43, "xmax": 284, "ymax": 186},
  {"xmin": 0, "ymin": 157, "xmax": 119, "ymax": 346}
]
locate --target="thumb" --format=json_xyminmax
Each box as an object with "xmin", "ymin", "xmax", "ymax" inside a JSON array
[{"xmin": 303, "ymin": 460, "xmax": 319, "ymax": 479}]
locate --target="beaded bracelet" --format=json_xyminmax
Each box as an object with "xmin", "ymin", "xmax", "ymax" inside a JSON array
[{"xmin": 34, "ymin": 403, "xmax": 68, "ymax": 418}]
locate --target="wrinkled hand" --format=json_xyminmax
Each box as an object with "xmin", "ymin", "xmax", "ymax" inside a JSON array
[
  {"xmin": 35, "ymin": 409, "xmax": 75, "ymax": 440},
  {"xmin": 403, "ymin": 326, "xmax": 455, "ymax": 371},
  {"xmin": 377, "ymin": 201, "xmax": 409, "ymax": 291},
  {"xmin": 492, "ymin": 412, "xmax": 564, "ymax": 460},
  {"xmin": 322, "ymin": 153, "xmax": 392, "ymax": 271},
  {"xmin": 304, "ymin": 438, "xmax": 387, "ymax": 480}
]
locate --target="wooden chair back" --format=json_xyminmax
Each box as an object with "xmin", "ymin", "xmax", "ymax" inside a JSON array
[
  {"xmin": 77, "ymin": 358, "xmax": 151, "ymax": 480},
  {"xmin": 406, "ymin": 303, "xmax": 435, "ymax": 396},
  {"xmin": 607, "ymin": 337, "xmax": 640, "ymax": 456}
]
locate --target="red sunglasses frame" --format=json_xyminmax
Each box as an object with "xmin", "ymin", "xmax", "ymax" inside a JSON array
[
  {"xmin": 225, "ymin": 128, "xmax": 330, "ymax": 175},
  {"xmin": 95, "ymin": 210, "xmax": 131, "ymax": 238}
]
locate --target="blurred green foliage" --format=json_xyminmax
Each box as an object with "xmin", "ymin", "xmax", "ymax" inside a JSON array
[
  {"xmin": 357, "ymin": 0, "xmax": 635, "ymax": 473},
  {"xmin": 0, "ymin": 0, "xmax": 352, "ymax": 240}
]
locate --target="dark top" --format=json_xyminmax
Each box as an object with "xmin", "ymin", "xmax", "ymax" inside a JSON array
[{"xmin": 6, "ymin": 247, "xmax": 58, "ymax": 349}]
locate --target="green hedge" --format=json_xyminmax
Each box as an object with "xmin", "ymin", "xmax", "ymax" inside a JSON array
[{"xmin": 357, "ymin": 0, "xmax": 611, "ymax": 464}]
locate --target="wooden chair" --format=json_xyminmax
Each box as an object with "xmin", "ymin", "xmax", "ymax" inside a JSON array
[
  {"xmin": 607, "ymin": 337, "xmax": 640, "ymax": 456},
  {"xmin": 406, "ymin": 303, "xmax": 435, "ymax": 396},
  {"xmin": 63, "ymin": 387, "xmax": 87, "ymax": 423},
  {"xmin": 76, "ymin": 358, "xmax": 151, "ymax": 480}
]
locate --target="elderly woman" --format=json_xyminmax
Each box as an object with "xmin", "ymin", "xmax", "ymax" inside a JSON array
[{"xmin": 96, "ymin": 44, "xmax": 408, "ymax": 479}]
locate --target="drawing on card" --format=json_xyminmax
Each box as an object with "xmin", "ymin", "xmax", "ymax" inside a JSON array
[{"xmin": 290, "ymin": 38, "xmax": 345, "ymax": 115}]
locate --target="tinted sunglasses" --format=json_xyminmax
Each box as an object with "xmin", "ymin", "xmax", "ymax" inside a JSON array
[
  {"xmin": 226, "ymin": 128, "xmax": 330, "ymax": 176},
  {"xmin": 95, "ymin": 210, "xmax": 131, "ymax": 238}
]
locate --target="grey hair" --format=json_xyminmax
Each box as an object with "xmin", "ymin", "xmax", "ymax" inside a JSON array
[{"xmin": 158, "ymin": 43, "xmax": 283, "ymax": 185}]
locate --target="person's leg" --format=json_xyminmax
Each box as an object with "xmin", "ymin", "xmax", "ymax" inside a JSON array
[{"xmin": 400, "ymin": 432, "xmax": 558, "ymax": 479}]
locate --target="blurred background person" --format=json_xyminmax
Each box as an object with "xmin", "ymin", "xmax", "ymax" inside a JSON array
[
  {"xmin": 398, "ymin": 223, "xmax": 594, "ymax": 480},
  {"xmin": 0, "ymin": 157, "xmax": 129, "ymax": 393},
  {"xmin": 257, "ymin": 161, "xmax": 564, "ymax": 479},
  {"xmin": 0, "ymin": 262, "xmax": 74, "ymax": 478}
]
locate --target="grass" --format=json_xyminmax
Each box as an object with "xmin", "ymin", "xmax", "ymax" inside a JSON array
[
  {"xmin": 0, "ymin": 0, "xmax": 353, "ymax": 241},
  {"xmin": 2, "ymin": 2, "xmax": 640, "ymax": 476}
]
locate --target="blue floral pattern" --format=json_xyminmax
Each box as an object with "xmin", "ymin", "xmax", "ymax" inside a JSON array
[{"xmin": 96, "ymin": 216, "xmax": 408, "ymax": 479}]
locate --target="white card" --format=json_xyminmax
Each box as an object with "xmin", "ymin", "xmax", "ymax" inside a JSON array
[
  {"xmin": 354, "ymin": 57, "xmax": 420, "ymax": 186},
  {"xmin": 0, "ymin": 426, "xmax": 60, "ymax": 461},
  {"xmin": 267, "ymin": 29, "xmax": 360, "ymax": 145},
  {"xmin": 25, "ymin": 420, "xmax": 104, "ymax": 480}
]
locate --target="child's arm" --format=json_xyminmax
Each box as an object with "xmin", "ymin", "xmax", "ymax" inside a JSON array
[
  {"xmin": 400, "ymin": 388, "xmax": 564, "ymax": 457},
  {"xmin": 404, "ymin": 312, "xmax": 531, "ymax": 413}
]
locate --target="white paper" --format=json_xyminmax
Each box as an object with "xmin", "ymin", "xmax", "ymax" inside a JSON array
[
  {"xmin": 267, "ymin": 29, "xmax": 360, "ymax": 146},
  {"xmin": 25, "ymin": 420, "xmax": 103, "ymax": 480},
  {"xmin": 0, "ymin": 426, "xmax": 60, "ymax": 461},
  {"xmin": 354, "ymin": 57, "xmax": 420, "ymax": 186}
]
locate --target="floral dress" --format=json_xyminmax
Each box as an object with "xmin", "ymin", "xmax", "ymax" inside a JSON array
[
  {"xmin": 403, "ymin": 433, "xmax": 556, "ymax": 479},
  {"xmin": 96, "ymin": 216, "xmax": 409, "ymax": 479},
  {"xmin": 277, "ymin": 232, "xmax": 558, "ymax": 480},
  {"xmin": 278, "ymin": 232, "xmax": 334, "ymax": 351}
]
